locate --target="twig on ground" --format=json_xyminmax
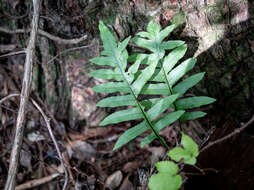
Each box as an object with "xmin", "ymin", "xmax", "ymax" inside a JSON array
[
  {"xmin": 15, "ymin": 173, "xmax": 60, "ymax": 190},
  {"xmin": 200, "ymin": 114, "xmax": 254, "ymax": 153},
  {"xmin": 0, "ymin": 50, "xmax": 26, "ymax": 59},
  {"xmin": 31, "ymin": 99, "xmax": 68, "ymax": 190},
  {"xmin": 46, "ymin": 44, "xmax": 93, "ymax": 65},
  {"xmin": 0, "ymin": 27, "xmax": 87, "ymax": 45},
  {"xmin": 0, "ymin": 94, "xmax": 20, "ymax": 104},
  {"xmin": 4, "ymin": 1, "xmax": 40, "ymax": 189},
  {"xmin": 1, "ymin": 93, "xmax": 69, "ymax": 188}
]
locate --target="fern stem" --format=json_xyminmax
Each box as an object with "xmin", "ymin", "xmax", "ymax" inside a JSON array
[
  {"xmin": 115, "ymin": 56, "xmax": 169, "ymax": 149},
  {"xmin": 159, "ymin": 60, "xmax": 183, "ymax": 131}
]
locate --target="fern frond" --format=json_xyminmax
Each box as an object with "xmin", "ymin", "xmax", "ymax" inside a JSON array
[
  {"xmin": 90, "ymin": 20, "xmax": 215, "ymax": 151},
  {"xmin": 90, "ymin": 21, "xmax": 171, "ymax": 149},
  {"xmin": 113, "ymin": 94, "xmax": 180, "ymax": 150},
  {"xmin": 133, "ymin": 20, "xmax": 216, "ymax": 146}
]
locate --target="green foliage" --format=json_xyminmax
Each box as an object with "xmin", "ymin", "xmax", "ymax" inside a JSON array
[
  {"xmin": 149, "ymin": 133, "xmax": 199, "ymax": 190},
  {"xmin": 90, "ymin": 20, "xmax": 216, "ymax": 190},
  {"xmin": 168, "ymin": 133, "xmax": 199, "ymax": 165},
  {"xmin": 148, "ymin": 161, "xmax": 182, "ymax": 190}
]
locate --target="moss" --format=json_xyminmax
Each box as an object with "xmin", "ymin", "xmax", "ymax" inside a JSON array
[{"xmin": 225, "ymin": 53, "xmax": 237, "ymax": 65}]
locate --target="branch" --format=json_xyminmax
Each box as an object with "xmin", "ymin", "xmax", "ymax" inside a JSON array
[
  {"xmin": 4, "ymin": 1, "xmax": 40, "ymax": 189},
  {"xmin": 0, "ymin": 94, "xmax": 20, "ymax": 104},
  {"xmin": 0, "ymin": 50, "xmax": 26, "ymax": 59},
  {"xmin": 31, "ymin": 99, "xmax": 68, "ymax": 190},
  {"xmin": 0, "ymin": 27, "xmax": 87, "ymax": 45},
  {"xmin": 46, "ymin": 44, "xmax": 92, "ymax": 65},
  {"xmin": 200, "ymin": 114, "xmax": 254, "ymax": 153},
  {"xmin": 15, "ymin": 173, "xmax": 60, "ymax": 190},
  {"xmin": 1, "ymin": 93, "xmax": 69, "ymax": 189}
]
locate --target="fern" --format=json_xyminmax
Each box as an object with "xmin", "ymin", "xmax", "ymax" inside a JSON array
[
  {"xmin": 132, "ymin": 21, "xmax": 216, "ymax": 148},
  {"xmin": 89, "ymin": 20, "xmax": 216, "ymax": 190},
  {"xmin": 90, "ymin": 20, "xmax": 215, "ymax": 149},
  {"xmin": 90, "ymin": 21, "xmax": 180, "ymax": 149}
]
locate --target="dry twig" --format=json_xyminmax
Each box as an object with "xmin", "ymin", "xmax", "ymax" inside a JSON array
[
  {"xmin": 31, "ymin": 99, "xmax": 68, "ymax": 190},
  {"xmin": 0, "ymin": 50, "xmax": 26, "ymax": 59},
  {"xmin": 4, "ymin": 1, "xmax": 40, "ymax": 189},
  {"xmin": 1, "ymin": 93, "xmax": 69, "ymax": 189},
  {"xmin": 0, "ymin": 27, "xmax": 87, "ymax": 45},
  {"xmin": 46, "ymin": 44, "xmax": 92, "ymax": 65},
  {"xmin": 200, "ymin": 114, "xmax": 254, "ymax": 153},
  {"xmin": 0, "ymin": 94, "xmax": 20, "ymax": 105},
  {"xmin": 15, "ymin": 173, "xmax": 60, "ymax": 190}
]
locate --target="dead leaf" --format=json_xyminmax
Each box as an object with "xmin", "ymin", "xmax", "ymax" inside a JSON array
[
  {"xmin": 119, "ymin": 175, "xmax": 134, "ymax": 190},
  {"xmin": 67, "ymin": 140, "xmax": 96, "ymax": 161},
  {"xmin": 122, "ymin": 161, "xmax": 140, "ymax": 173}
]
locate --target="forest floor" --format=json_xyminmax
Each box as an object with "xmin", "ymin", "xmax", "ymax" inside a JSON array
[{"xmin": 0, "ymin": 0, "xmax": 254, "ymax": 190}]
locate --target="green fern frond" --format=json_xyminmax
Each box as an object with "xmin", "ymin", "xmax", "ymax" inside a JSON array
[
  {"xmin": 90, "ymin": 21, "xmax": 174, "ymax": 149},
  {"xmin": 90, "ymin": 20, "xmax": 216, "ymax": 190},
  {"xmin": 90, "ymin": 20, "xmax": 215, "ymax": 151},
  {"xmin": 132, "ymin": 21, "xmax": 215, "ymax": 146}
]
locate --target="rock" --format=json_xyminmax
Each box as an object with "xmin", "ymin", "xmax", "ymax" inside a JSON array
[{"xmin": 105, "ymin": 170, "xmax": 123, "ymax": 190}]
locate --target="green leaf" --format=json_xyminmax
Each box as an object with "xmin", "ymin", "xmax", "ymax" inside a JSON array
[
  {"xmin": 167, "ymin": 147, "xmax": 191, "ymax": 162},
  {"xmin": 183, "ymin": 157, "xmax": 197, "ymax": 165},
  {"xmin": 128, "ymin": 53, "xmax": 148, "ymax": 63},
  {"xmin": 155, "ymin": 161, "xmax": 179, "ymax": 175},
  {"xmin": 163, "ymin": 45, "xmax": 187, "ymax": 74},
  {"xmin": 92, "ymin": 82, "xmax": 129, "ymax": 93},
  {"xmin": 141, "ymin": 111, "xmax": 185, "ymax": 147},
  {"xmin": 97, "ymin": 95, "xmax": 135, "ymax": 107},
  {"xmin": 150, "ymin": 45, "xmax": 187, "ymax": 81},
  {"xmin": 89, "ymin": 69, "xmax": 122, "ymax": 80},
  {"xmin": 173, "ymin": 72, "xmax": 205, "ymax": 95},
  {"xmin": 113, "ymin": 122, "xmax": 148, "ymax": 150},
  {"xmin": 168, "ymin": 134, "xmax": 199, "ymax": 165},
  {"xmin": 146, "ymin": 95, "xmax": 179, "ymax": 119},
  {"xmin": 181, "ymin": 133, "xmax": 199, "ymax": 157},
  {"xmin": 99, "ymin": 21, "xmax": 117, "ymax": 53},
  {"xmin": 151, "ymin": 58, "xmax": 196, "ymax": 83},
  {"xmin": 179, "ymin": 111, "xmax": 207, "ymax": 122},
  {"xmin": 147, "ymin": 20, "xmax": 161, "ymax": 35},
  {"xmin": 141, "ymin": 83, "xmax": 169, "ymax": 95},
  {"xmin": 90, "ymin": 56, "xmax": 114, "ymax": 67},
  {"xmin": 128, "ymin": 54, "xmax": 147, "ymax": 74},
  {"xmin": 148, "ymin": 173, "xmax": 182, "ymax": 190},
  {"xmin": 167, "ymin": 58, "xmax": 196, "ymax": 85},
  {"xmin": 158, "ymin": 24, "xmax": 175, "ymax": 42},
  {"xmin": 175, "ymin": 96, "xmax": 216, "ymax": 110},
  {"xmin": 132, "ymin": 58, "xmax": 158, "ymax": 95},
  {"xmin": 118, "ymin": 36, "xmax": 131, "ymax": 52},
  {"xmin": 113, "ymin": 95, "xmax": 179, "ymax": 150},
  {"xmin": 100, "ymin": 108, "xmax": 142, "ymax": 126},
  {"xmin": 137, "ymin": 31, "xmax": 153, "ymax": 39},
  {"xmin": 141, "ymin": 98, "xmax": 161, "ymax": 109},
  {"xmin": 133, "ymin": 37, "xmax": 156, "ymax": 52},
  {"xmin": 160, "ymin": 40, "xmax": 185, "ymax": 50},
  {"xmin": 118, "ymin": 49, "xmax": 129, "ymax": 71}
]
